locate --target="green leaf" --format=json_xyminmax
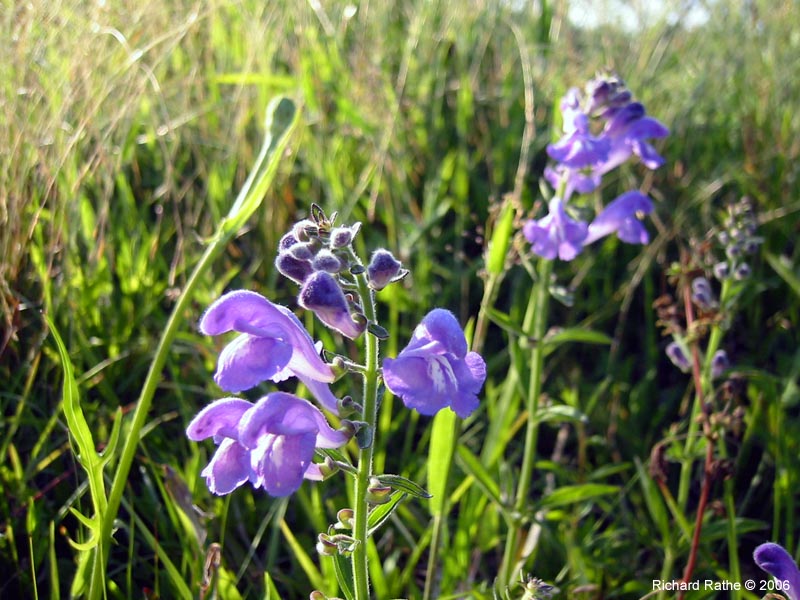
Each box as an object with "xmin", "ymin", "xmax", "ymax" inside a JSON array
[
  {"xmin": 455, "ymin": 445, "xmax": 503, "ymax": 507},
  {"xmin": 427, "ymin": 408, "xmax": 458, "ymax": 516},
  {"xmin": 487, "ymin": 199, "xmax": 515, "ymax": 275},
  {"xmin": 332, "ymin": 551, "xmax": 355, "ymax": 600},
  {"xmin": 374, "ymin": 474, "xmax": 432, "ymax": 499},
  {"xmin": 538, "ymin": 484, "xmax": 619, "ymax": 510},
  {"xmin": 367, "ymin": 492, "xmax": 407, "ymax": 537},
  {"xmin": 766, "ymin": 252, "xmax": 800, "ymax": 298},
  {"xmin": 532, "ymin": 405, "xmax": 588, "ymax": 425},
  {"xmin": 543, "ymin": 327, "xmax": 613, "ymax": 355}
]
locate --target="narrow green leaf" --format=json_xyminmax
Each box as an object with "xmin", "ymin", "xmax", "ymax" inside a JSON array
[
  {"xmin": 487, "ymin": 199, "xmax": 515, "ymax": 275},
  {"xmin": 279, "ymin": 519, "xmax": 325, "ymax": 592},
  {"xmin": 427, "ymin": 408, "xmax": 458, "ymax": 516},
  {"xmin": 367, "ymin": 492, "xmax": 407, "ymax": 537},
  {"xmin": 538, "ymin": 484, "xmax": 619, "ymax": 510},
  {"xmin": 375, "ymin": 474, "xmax": 431, "ymax": 499},
  {"xmin": 634, "ymin": 458, "xmax": 670, "ymax": 541},
  {"xmin": 455, "ymin": 445, "xmax": 503, "ymax": 507},
  {"xmin": 332, "ymin": 552, "xmax": 355, "ymax": 600},
  {"xmin": 532, "ymin": 405, "xmax": 588, "ymax": 426},
  {"xmin": 766, "ymin": 252, "xmax": 800, "ymax": 298},
  {"xmin": 543, "ymin": 327, "xmax": 613, "ymax": 354}
]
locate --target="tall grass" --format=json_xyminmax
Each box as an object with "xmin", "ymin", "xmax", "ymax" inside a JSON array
[{"xmin": 1, "ymin": 0, "xmax": 799, "ymax": 597}]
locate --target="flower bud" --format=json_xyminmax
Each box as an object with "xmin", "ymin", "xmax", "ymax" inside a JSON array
[
  {"xmin": 366, "ymin": 476, "xmax": 392, "ymax": 505},
  {"xmin": 666, "ymin": 341, "xmax": 691, "ymax": 373},
  {"xmin": 330, "ymin": 223, "xmax": 361, "ymax": 249},
  {"xmin": 316, "ymin": 533, "xmax": 338, "ymax": 556},
  {"xmin": 312, "ymin": 249, "xmax": 344, "ymax": 273},
  {"xmin": 276, "ymin": 251, "xmax": 314, "ymax": 284},
  {"xmin": 711, "ymin": 350, "xmax": 730, "ymax": 379},
  {"xmin": 293, "ymin": 219, "xmax": 318, "ymax": 242},
  {"xmin": 367, "ymin": 249, "xmax": 404, "ymax": 291},
  {"xmin": 335, "ymin": 508, "xmax": 355, "ymax": 529},
  {"xmin": 713, "ymin": 261, "xmax": 729, "ymax": 281},
  {"xmin": 691, "ymin": 277, "xmax": 716, "ymax": 311},
  {"xmin": 299, "ymin": 271, "xmax": 366, "ymax": 339},
  {"xmin": 734, "ymin": 262, "xmax": 751, "ymax": 280}
]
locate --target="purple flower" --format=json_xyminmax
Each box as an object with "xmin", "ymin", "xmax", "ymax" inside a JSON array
[
  {"xmin": 199, "ymin": 290, "xmax": 339, "ymax": 412},
  {"xmin": 690, "ymin": 276, "xmax": 716, "ymax": 311},
  {"xmin": 585, "ymin": 191, "xmax": 654, "ymax": 246},
  {"xmin": 298, "ymin": 271, "xmax": 366, "ymax": 339},
  {"xmin": 754, "ymin": 542, "xmax": 800, "ymax": 600},
  {"xmin": 187, "ymin": 393, "xmax": 351, "ymax": 497},
  {"xmin": 666, "ymin": 341, "xmax": 691, "ymax": 373},
  {"xmin": 367, "ymin": 249, "xmax": 404, "ymax": 291},
  {"xmin": 547, "ymin": 112, "xmax": 610, "ymax": 170},
  {"xmin": 382, "ymin": 309, "xmax": 486, "ymax": 418},
  {"xmin": 711, "ymin": 350, "xmax": 729, "ymax": 379},
  {"xmin": 523, "ymin": 197, "xmax": 589, "ymax": 261},
  {"xmin": 600, "ymin": 102, "xmax": 669, "ymax": 173}
]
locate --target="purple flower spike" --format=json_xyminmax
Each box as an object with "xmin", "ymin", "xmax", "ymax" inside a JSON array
[
  {"xmin": 523, "ymin": 197, "xmax": 589, "ymax": 261},
  {"xmin": 299, "ymin": 271, "xmax": 366, "ymax": 339},
  {"xmin": 383, "ymin": 309, "xmax": 486, "ymax": 418},
  {"xmin": 585, "ymin": 191, "xmax": 653, "ymax": 245},
  {"xmin": 199, "ymin": 290, "xmax": 335, "ymax": 394},
  {"xmin": 239, "ymin": 392, "xmax": 351, "ymax": 497},
  {"xmin": 754, "ymin": 542, "xmax": 800, "ymax": 600}
]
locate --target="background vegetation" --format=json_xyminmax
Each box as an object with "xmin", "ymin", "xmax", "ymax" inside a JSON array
[{"xmin": 2, "ymin": 0, "xmax": 799, "ymax": 597}]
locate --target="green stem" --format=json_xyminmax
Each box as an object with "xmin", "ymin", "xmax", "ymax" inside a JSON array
[
  {"xmin": 499, "ymin": 256, "xmax": 552, "ymax": 587},
  {"xmin": 85, "ymin": 98, "xmax": 298, "ymax": 600},
  {"xmin": 351, "ymin": 259, "xmax": 380, "ymax": 600},
  {"xmin": 677, "ymin": 277, "xmax": 730, "ymax": 509}
]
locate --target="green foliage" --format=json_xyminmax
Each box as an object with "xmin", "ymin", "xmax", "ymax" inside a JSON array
[{"xmin": 2, "ymin": 0, "xmax": 800, "ymax": 598}]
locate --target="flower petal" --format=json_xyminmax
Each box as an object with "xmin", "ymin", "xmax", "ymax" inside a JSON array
[
  {"xmin": 585, "ymin": 191, "xmax": 653, "ymax": 245},
  {"xmin": 254, "ymin": 432, "xmax": 317, "ymax": 497},
  {"xmin": 754, "ymin": 543, "xmax": 800, "ymax": 600},
  {"xmin": 238, "ymin": 393, "xmax": 319, "ymax": 449},
  {"xmin": 213, "ymin": 334, "xmax": 293, "ymax": 392},
  {"xmin": 186, "ymin": 398, "xmax": 253, "ymax": 441},
  {"xmin": 201, "ymin": 438, "xmax": 253, "ymax": 495}
]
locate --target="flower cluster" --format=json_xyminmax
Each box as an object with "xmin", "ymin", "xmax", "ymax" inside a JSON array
[
  {"xmin": 187, "ymin": 207, "xmax": 487, "ymax": 500},
  {"xmin": 712, "ymin": 196, "xmax": 761, "ymax": 282},
  {"xmin": 275, "ymin": 209, "xmax": 407, "ymax": 338},
  {"xmin": 524, "ymin": 72, "xmax": 668, "ymax": 260},
  {"xmin": 188, "ymin": 290, "xmax": 353, "ymax": 496}
]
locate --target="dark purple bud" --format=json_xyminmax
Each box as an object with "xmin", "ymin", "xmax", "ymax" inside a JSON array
[
  {"xmin": 734, "ymin": 263, "xmax": 751, "ymax": 280},
  {"xmin": 713, "ymin": 262, "xmax": 730, "ymax": 281},
  {"xmin": 289, "ymin": 242, "xmax": 317, "ymax": 261},
  {"xmin": 711, "ymin": 350, "xmax": 730, "ymax": 379},
  {"xmin": 666, "ymin": 341, "xmax": 691, "ymax": 373},
  {"xmin": 276, "ymin": 251, "xmax": 314, "ymax": 284},
  {"xmin": 330, "ymin": 223, "xmax": 361, "ymax": 249},
  {"xmin": 299, "ymin": 271, "xmax": 366, "ymax": 339},
  {"xmin": 312, "ymin": 249, "xmax": 343, "ymax": 273},
  {"xmin": 691, "ymin": 277, "xmax": 715, "ymax": 310},
  {"xmin": 279, "ymin": 231, "xmax": 299, "ymax": 251},
  {"xmin": 292, "ymin": 219, "xmax": 318, "ymax": 242},
  {"xmin": 743, "ymin": 237, "xmax": 762, "ymax": 254},
  {"xmin": 726, "ymin": 243, "xmax": 743, "ymax": 259},
  {"xmin": 367, "ymin": 249, "xmax": 403, "ymax": 290}
]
